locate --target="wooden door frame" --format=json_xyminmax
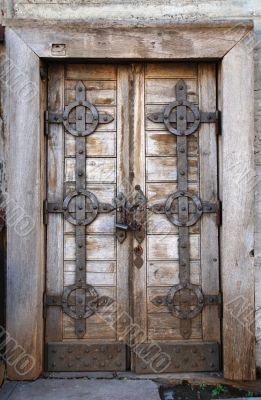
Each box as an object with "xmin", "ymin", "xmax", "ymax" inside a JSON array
[{"xmin": 3, "ymin": 19, "xmax": 255, "ymax": 381}]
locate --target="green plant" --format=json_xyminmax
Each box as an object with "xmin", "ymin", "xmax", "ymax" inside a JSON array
[
  {"xmin": 211, "ymin": 385, "xmax": 229, "ymax": 397},
  {"xmin": 199, "ymin": 384, "xmax": 207, "ymax": 391},
  {"xmin": 246, "ymin": 391, "xmax": 254, "ymax": 397}
]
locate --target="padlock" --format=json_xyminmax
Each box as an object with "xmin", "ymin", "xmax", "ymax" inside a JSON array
[{"xmin": 115, "ymin": 223, "xmax": 129, "ymax": 230}]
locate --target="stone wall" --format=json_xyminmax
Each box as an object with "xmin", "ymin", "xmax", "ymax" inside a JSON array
[{"xmin": 2, "ymin": 0, "xmax": 261, "ymax": 370}]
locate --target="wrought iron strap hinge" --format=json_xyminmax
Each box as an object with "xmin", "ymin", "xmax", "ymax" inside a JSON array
[
  {"xmin": 44, "ymin": 194, "xmax": 115, "ymax": 226},
  {"xmin": 216, "ymin": 200, "xmax": 222, "ymax": 226},
  {"xmin": 152, "ymin": 291, "xmax": 222, "ymax": 317},
  {"xmin": 43, "ymin": 287, "xmax": 114, "ymax": 320},
  {"xmin": 45, "ymin": 110, "xmax": 114, "ymax": 137},
  {"xmin": 149, "ymin": 196, "xmax": 221, "ymax": 227},
  {"xmin": 216, "ymin": 110, "xmax": 222, "ymax": 135},
  {"xmin": 43, "ymin": 199, "xmax": 48, "ymax": 225},
  {"xmin": 147, "ymin": 110, "xmax": 218, "ymax": 124}
]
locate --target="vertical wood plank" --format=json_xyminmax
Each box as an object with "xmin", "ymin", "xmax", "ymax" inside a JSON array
[
  {"xmin": 198, "ymin": 63, "xmax": 220, "ymax": 342},
  {"xmin": 116, "ymin": 65, "xmax": 131, "ymax": 345},
  {"xmin": 222, "ymin": 32, "xmax": 256, "ymax": 380},
  {"xmin": 130, "ymin": 64, "xmax": 147, "ymax": 368},
  {"xmin": 46, "ymin": 64, "xmax": 64, "ymax": 342},
  {"xmin": 5, "ymin": 28, "xmax": 44, "ymax": 380}
]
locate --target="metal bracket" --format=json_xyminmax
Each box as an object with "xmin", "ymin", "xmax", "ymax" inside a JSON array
[
  {"xmin": 44, "ymin": 192, "xmax": 115, "ymax": 226},
  {"xmin": 148, "ymin": 110, "xmax": 218, "ymax": 124},
  {"xmin": 45, "ymin": 81, "xmax": 114, "ymax": 137},
  {"xmin": 147, "ymin": 79, "xmax": 218, "ymax": 136},
  {"xmin": 44, "ymin": 285, "xmax": 114, "ymax": 321},
  {"xmin": 0, "ymin": 26, "xmax": 5, "ymax": 43},
  {"xmin": 149, "ymin": 197, "xmax": 220, "ymax": 226}
]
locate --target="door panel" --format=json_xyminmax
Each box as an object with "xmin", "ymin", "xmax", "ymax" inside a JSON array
[
  {"xmin": 132, "ymin": 63, "xmax": 220, "ymax": 372},
  {"xmin": 46, "ymin": 64, "xmax": 127, "ymax": 371},
  {"xmin": 45, "ymin": 62, "xmax": 221, "ymax": 373}
]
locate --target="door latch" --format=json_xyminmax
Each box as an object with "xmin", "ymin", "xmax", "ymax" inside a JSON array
[{"xmin": 115, "ymin": 185, "xmax": 147, "ymax": 244}]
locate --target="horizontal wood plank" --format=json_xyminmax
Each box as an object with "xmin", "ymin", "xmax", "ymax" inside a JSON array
[
  {"xmin": 145, "ymin": 63, "xmax": 198, "ymax": 78},
  {"xmin": 66, "ymin": 64, "xmax": 117, "ymax": 80},
  {"xmin": 147, "ymin": 261, "xmax": 201, "ymax": 286},
  {"xmin": 148, "ymin": 314, "xmax": 202, "ymax": 340},
  {"xmin": 10, "ymin": 22, "xmax": 253, "ymax": 59},
  {"xmin": 65, "ymin": 158, "xmax": 116, "ymax": 183},
  {"xmin": 146, "ymin": 156, "xmax": 198, "ymax": 182},
  {"xmin": 64, "ymin": 234, "xmax": 116, "ymax": 260},
  {"xmin": 146, "ymin": 131, "xmax": 198, "ymax": 157},
  {"xmin": 147, "ymin": 234, "xmax": 200, "ymax": 260},
  {"xmin": 145, "ymin": 78, "xmax": 197, "ymax": 104},
  {"xmin": 65, "ymin": 131, "xmax": 116, "ymax": 158},
  {"xmin": 63, "ymin": 313, "xmax": 116, "ymax": 340}
]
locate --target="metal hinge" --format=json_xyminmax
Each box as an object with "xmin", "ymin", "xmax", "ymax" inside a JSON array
[
  {"xmin": 43, "ymin": 292, "xmax": 47, "ymax": 318},
  {"xmin": 216, "ymin": 110, "xmax": 222, "ymax": 135},
  {"xmin": 205, "ymin": 292, "xmax": 223, "ymax": 319},
  {"xmin": 0, "ymin": 26, "xmax": 5, "ymax": 43},
  {"xmin": 40, "ymin": 66, "xmax": 48, "ymax": 81},
  {"xmin": 43, "ymin": 199, "xmax": 48, "ymax": 225},
  {"xmin": 216, "ymin": 200, "xmax": 222, "ymax": 226},
  {"xmin": 44, "ymin": 111, "xmax": 49, "ymax": 136},
  {"xmin": 218, "ymin": 292, "xmax": 223, "ymax": 319}
]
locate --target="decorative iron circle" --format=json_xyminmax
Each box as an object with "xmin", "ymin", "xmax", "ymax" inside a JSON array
[
  {"xmin": 167, "ymin": 283, "xmax": 204, "ymax": 320},
  {"xmin": 163, "ymin": 100, "xmax": 200, "ymax": 136},
  {"xmin": 63, "ymin": 189, "xmax": 99, "ymax": 226},
  {"xmin": 63, "ymin": 100, "xmax": 99, "ymax": 136},
  {"xmin": 165, "ymin": 190, "xmax": 203, "ymax": 227},
  {"xmin": 62, "ymin": 283, "xmax": 98, "ymax": 320}
]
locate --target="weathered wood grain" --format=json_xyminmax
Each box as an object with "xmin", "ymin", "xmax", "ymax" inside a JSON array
[
  {"xmin": 65, "ymin": 131, "xmax": 116, "ymax": 157},
  {"xmin": 63, "ymin": 313, "xmax": 116, "ymax": 340},
  {"xmin": 147, "ymin": 234, "xmax": 200, "ymax": 260},
  {"xmin": 64, "ymin": 260, "xmax": 117, "ymax": 288},
  {"xmin": 146, "ymin": 156, "xmax": 198, "ymax": 182},
  {"xmin": 222, "ymin": 32, "xmax": 256, "ymax": 380},
  {"xmin": 147, "ymin": 213, "xmax": 200, "ymax": 235},
  {"xmin": 198, "ymin": 63, "xmax": 220, "ymax": 343},
  {"xmin": 147, "ymin": 182, "xmax": 198, "ymax": 203},
  {"xmin": 116, "ymin": 65, "xmax": 131, "ymax": 343},
  {"xmin": 131, "ymin": 64, "xmax": 147, "ymax": 356},
  {"xmin": 147, "ymin": 261, "xmax": 201, "ymax": 286},
  {"xmin": 146, "ymin": 131, "xmax": 198, "ymax": 157},
  {"xmin": 9, "ymin": 21, "xmax": 253, "ymax": 59},
  {"xmin": 64, "ymin": 234, "xmax": 116, "ymax": 260},
  {"xmin": 145, "ymin": 63, "xmax": 198, "ymax": 78},
  {"xmin": 65, "ymin": 158, "xmax": 116, "ymax": 183},
  {"xmin": 5, "ymin": 28, "xmax": 44, "ymax": 380},
  {"xmin": 145, "ymin": 78, "xmax": 198, "ymax": 104},
  {"xmin": 148, "ymin": 314, "xmax": 202, "ymax": 341},
  {"xmin": 66, "ymin": 64, "xmax": 117, "ymax": 80},
  {"xmin": 46, "ymin": 64, "xmax": 64, "ymax": 344}
]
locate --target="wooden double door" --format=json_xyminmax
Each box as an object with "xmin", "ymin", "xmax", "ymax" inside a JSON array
[{"xmin": 45, "ymin": 62, "xmax": 221, "ymax": 373}]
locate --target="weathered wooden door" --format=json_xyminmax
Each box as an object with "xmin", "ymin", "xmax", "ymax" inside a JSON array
[{"xmin": 45, "ymin": 62, "xmax": 221, "ymax": 373}]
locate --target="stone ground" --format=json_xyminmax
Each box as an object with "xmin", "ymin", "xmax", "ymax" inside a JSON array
[{"xmin": 1, "ymin": 378, "xmax": 161, "ymax": 400}]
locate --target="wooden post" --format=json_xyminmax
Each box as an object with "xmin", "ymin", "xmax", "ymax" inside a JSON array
[
  {"xmin": 5, "ymin": 28, "xmax": 44, "ymax": 380},
  {"xmin": 221, "ymin": 31, "xmax": 256, "ymax": 381}
]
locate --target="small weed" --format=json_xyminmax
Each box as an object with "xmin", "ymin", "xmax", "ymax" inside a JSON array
[
  {"xmin": 199, "ymin": 384, "xmax": 207, "ymax": 391},
  {"xmin": 246, "ymin": 391, "xmax": 254, "ymax": 397},
  {"xmin": 211, "ymin": 385, "xmax": 229, "ymax": 397}
]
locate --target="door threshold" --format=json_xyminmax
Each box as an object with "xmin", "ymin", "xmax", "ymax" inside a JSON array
[{"xmin": 43, "ymin": 371, "xmax": 261, "ymax": 392}]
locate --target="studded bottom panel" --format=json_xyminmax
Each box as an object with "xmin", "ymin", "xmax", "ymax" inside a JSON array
[
  {"xmin": 46, "ymin": 342, "xmax": 126, "ymax": 371},
  {"xmin": 135, "ymin": 342, "xmax": 220, "ymax": 374}
]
